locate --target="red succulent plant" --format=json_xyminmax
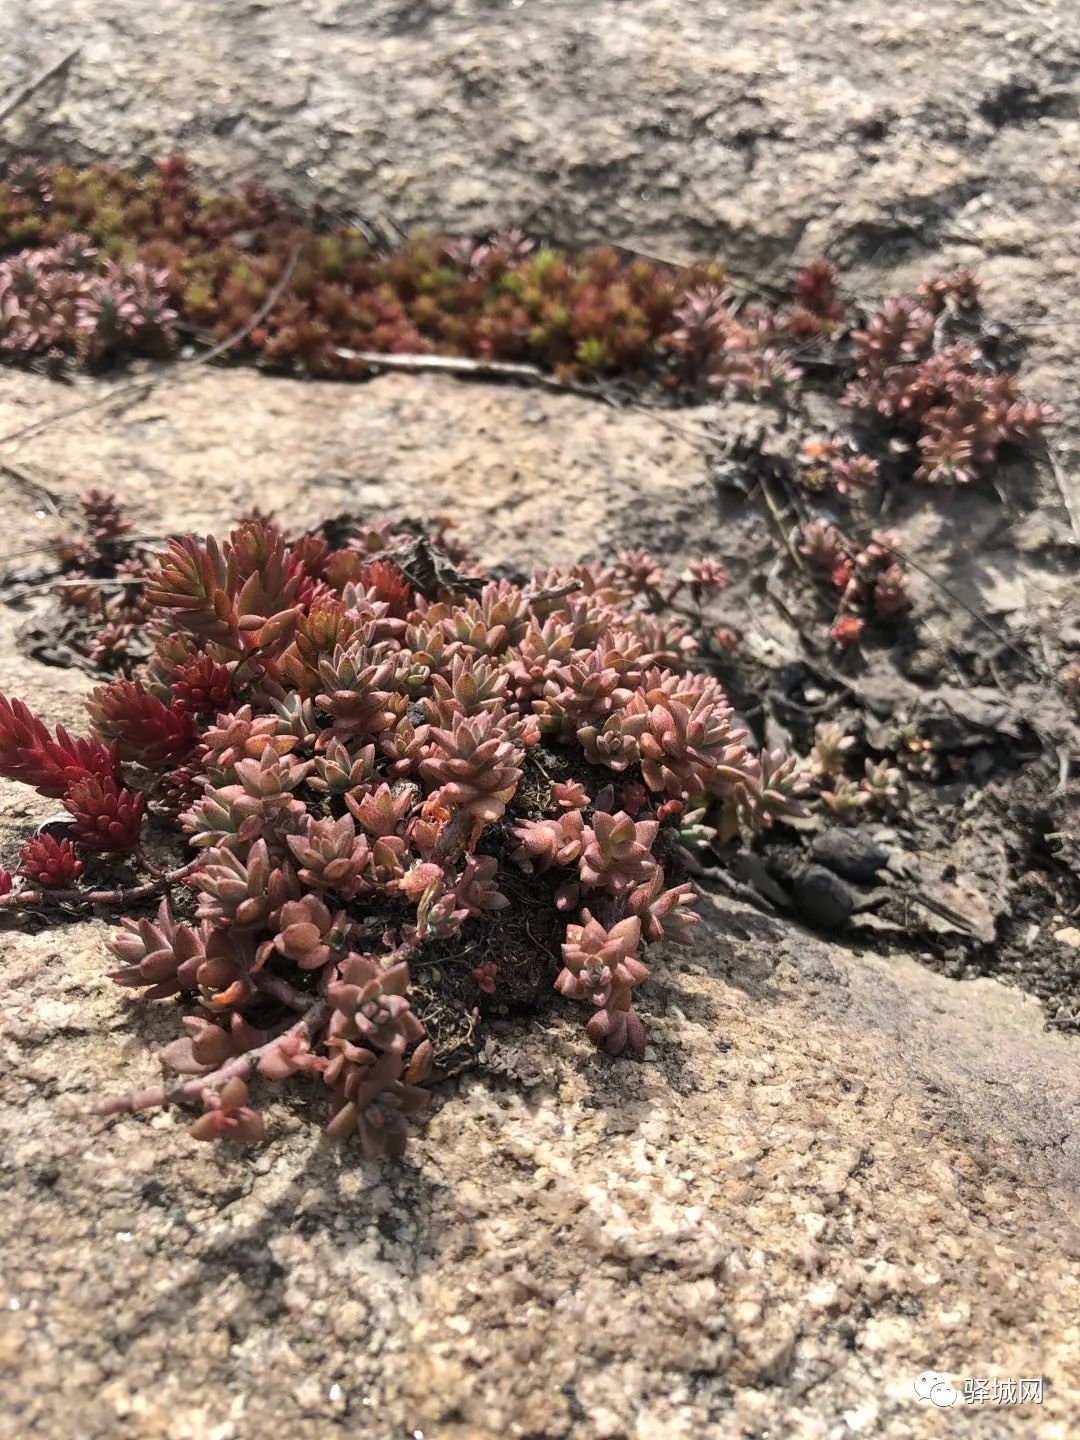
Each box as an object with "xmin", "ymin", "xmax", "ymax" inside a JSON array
[{"xmin": 19, "ymin": 834, "xmax": 84, "ymax": 888}]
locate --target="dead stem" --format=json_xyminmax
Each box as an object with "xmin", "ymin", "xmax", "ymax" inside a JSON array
[{"xmin": 0, "ymin": 856, "xmax": 203, "ymax": 912}]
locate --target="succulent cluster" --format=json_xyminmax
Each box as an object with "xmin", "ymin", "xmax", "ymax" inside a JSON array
[
  {"xmin": 809, "ymin": 721, "xmax": 903, "ymax": 817},
  {"xmin": 798, "ymin": 523, "xmax": 912, "ymax": 647},
  {"xmin": 797, "ymin": 435, "xmax": 880, "ymax": 497},
  {"xmin": 0, "ymin": 509, "xmax": 797, "ymax": 1153},
  {"xmin": 0, "ymin": 160, "xmax": 1052, "ymax": 484},
  {"xmin": 662, "ymin": 280, "xmax": 810, "ymax": 401},
  {"xmin": 44, "ymin": 488, "xmax": 155, "ymax": 670},
  {"xmin": 0, "ymin": 156, "xmax": 726, "ymax": 382},
  {"xmin": 844, "ymin": 273, "xmax": 1055, "ymax": 484},
  {"xmin": 0, "ymin": 234, "xmax": 174, "ymax": 368}
]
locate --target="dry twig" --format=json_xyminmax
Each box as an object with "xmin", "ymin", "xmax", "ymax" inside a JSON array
[
  {"xmin": 334, "ymin": 347, "xmax": 615, "ymax": 403},
  {"xmin": 875, "ymin": 537, "xmax": 1053, "ymax": 681},
  {"xmin": 1037, "ymin": 441, "xmax": 1080, "ymax": 550},
  {"xmin": 0, "ymin": 856, "xmax": 203, "ymax": 912},
  {"xmin": 0, "ymin": 459, "xmax": 65, "ymax": 515}
]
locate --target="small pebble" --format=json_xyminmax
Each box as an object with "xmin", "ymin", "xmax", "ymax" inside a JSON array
[
  {"xmin": 794, "ymin": 865, "xmax": 855, "ymax": 931},
  {"xmin": 810, "ymin": 827, "xmax": 889, "ymax": 884}
]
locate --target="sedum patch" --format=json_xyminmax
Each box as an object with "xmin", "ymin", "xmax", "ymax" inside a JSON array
[
  {"xmin": 0, "ymin": 502, "xmax": 806, "ymax": 1156},
  {"xmin": 0, "ymin": 156, "xmax": 1054, "ymax": 487}
]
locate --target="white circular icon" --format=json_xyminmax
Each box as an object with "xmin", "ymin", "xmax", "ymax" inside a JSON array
[{"xmin": 914, "ymin": 1372, "xmax": 958, "ymax": 1407}]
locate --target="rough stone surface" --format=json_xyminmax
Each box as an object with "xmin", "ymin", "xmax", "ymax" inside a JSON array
[
  {"xmin": 0, "ymin": 370, "xmax": 1077, "ymax": 1440},
  {"xmin": 1, "ymin": 1, "xmax": 1077, "ymax": 439},
  {"xmin": 0, "ymin": 368, "xmax": 716, "ymax": 575},
  {"xmin": 1, "ymin": 881, "xmax": 1079, "ymax": 1440},
  {"xmin": 0, "ymin": 4, "xmax": 1078, "ymax": 1438}
]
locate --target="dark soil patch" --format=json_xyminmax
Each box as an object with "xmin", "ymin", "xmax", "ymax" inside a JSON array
[{"xmin": 689, "ymin": 438, "xmax": 1080, "ymax": 1030}]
